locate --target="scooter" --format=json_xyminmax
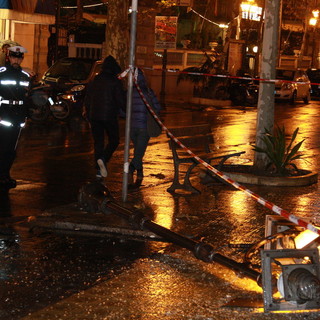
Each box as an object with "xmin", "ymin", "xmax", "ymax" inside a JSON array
[
  {"xmin": 229, "ymin": 77, "xmax": 259, "ymax": 107},
  {"xmin": 29, "ymin": 84, "xmax": 84, "ymax": 122}
]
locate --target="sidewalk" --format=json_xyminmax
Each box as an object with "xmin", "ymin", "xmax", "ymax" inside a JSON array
[{"xmin": 4, "ymin": 101, "xmax": 320, "ymax": 319}]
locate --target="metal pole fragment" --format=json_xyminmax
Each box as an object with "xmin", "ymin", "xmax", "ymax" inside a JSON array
[
  {"xmin": 82, "ymin": 182, "xmax": 260, "ymax": 283},
  {"xmin": 104, "ymin": 201, "xmax": 260, "ymax": 282},
  {"xmin": 122, "ymin": 0, "xmax": 138, "ymax": 202}
]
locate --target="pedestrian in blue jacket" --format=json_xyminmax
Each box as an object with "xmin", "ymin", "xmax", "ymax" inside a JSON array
[{"xmin": 128, "ymin": 69, "xmax": 161, "ymax": 186}]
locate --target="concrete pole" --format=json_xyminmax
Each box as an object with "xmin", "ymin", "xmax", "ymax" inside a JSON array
[
  {"xmin": 122, "ymin": 0, "xmax": 138, "ymax": 202},
  {"xmin": 253, "ymin": 0, "xmax": 280, "ymax": 171}
]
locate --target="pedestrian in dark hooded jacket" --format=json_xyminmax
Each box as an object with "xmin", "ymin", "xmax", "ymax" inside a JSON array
[
  {"xmin": 84, "ymin": 55, "xmax": 126, "ymax": 178},
  {"xmin": 128, "ymin": 68, "xmax": 161, "ymax": 187}
]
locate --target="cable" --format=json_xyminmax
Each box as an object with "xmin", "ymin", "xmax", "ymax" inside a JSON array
[
  {"xmin": 62, "ymin": 2, "xmax": 106, "ymax": 9},
  {"xmin": 244, "ymin": 228, "xmax": 301, "ymax": 267}
]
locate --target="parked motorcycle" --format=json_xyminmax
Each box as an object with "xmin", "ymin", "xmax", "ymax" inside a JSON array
[
  {"xmin": 229, "ymin": 74, "xmax": 259, "ymax": 107},
  {"xmin": 28, "ymin": 84, "xmax": 84, "ymax": 122}
]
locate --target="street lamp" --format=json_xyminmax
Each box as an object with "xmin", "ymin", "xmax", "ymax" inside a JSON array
[
  {"xmin": 309, "ymin": 9, "xmax": 319, "ymax": 26},
  {"xmin": 308, "ymin": 9, "xmax": 320, "ymax": 68},
  {"xmin": 239, "ymin": 0, "xmax": 263, "ymax": 75},
  {"xmin": 262, "ymin": 215, "xmax": 320, "ymax": 311},
  {"xmin": 219, "ymin": 23, "xmax": 229, "ymax": 45},
  {"xmin": 240, "ymin": 0, "xmax": 262, "ymax": 21}
]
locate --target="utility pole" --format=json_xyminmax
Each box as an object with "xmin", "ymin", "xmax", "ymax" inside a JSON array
[
  {"xmin": 122, "ymin": 0, "xmax": 138, "ymax": 202},
  {"xmin": 254, "ymin": 0, "xmax": 280, "ymax": 170}
]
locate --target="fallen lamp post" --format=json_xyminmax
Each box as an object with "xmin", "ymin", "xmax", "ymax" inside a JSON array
[
  {"xmin": 78, "ymin": 182, "xmax": 320, "ymax": 312},
  {"xmin": 78, "ymin": 181, "xmax": 260, "ymax": 283}
]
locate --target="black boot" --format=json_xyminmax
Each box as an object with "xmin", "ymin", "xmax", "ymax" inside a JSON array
[{"xmin": 137, "ymin": 169, "xmax": 143, "ymax": 179}]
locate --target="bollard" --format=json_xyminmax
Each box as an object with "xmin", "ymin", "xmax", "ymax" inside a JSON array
[{"xmin": 78, "ymin": 181, "xmax": 261, "ymax": 284}]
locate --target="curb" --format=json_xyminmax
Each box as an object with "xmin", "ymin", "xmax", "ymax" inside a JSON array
[
  {"xmin": 190, "ymin": 97, "xmax": 232, "ymax": 107},
  {"xmin": 221, "ymin": 166, "xmax": 318, "ymax": 187}
]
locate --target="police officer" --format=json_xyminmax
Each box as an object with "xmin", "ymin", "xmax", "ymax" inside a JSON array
[{"xmin": 0, "ymin": 46, "xmax": 30, "ymax": 190}]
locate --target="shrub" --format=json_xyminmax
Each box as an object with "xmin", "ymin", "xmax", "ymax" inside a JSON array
[{"xmin": 252, "ymin": 126, "xmax": 304, "ymax": 176}]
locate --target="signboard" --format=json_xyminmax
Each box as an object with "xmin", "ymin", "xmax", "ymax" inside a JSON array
[
  {"xmin": 227, "ymin": 40, "xmax": 244, "ymax": 76},
  {"xmin": 155, "ymin": 16, "xmax": 177, "ymax": 50}
]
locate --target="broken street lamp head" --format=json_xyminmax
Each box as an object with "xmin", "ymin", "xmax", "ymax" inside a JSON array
[{"xmin": 286, "ymin": 268, "xmax": 320, "ymax": 304}]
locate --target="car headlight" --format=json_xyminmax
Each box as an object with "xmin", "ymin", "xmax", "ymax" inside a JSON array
[{"xmin": 71, "ymin": 85, "xmax": 85, "ymax": 92}]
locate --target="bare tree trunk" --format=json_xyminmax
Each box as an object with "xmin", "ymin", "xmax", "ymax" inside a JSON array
[
  {"xmin": 254, "ymin": 0, "xmax": 280, "ymax": 171},
  {"xmin": 105, "ymin": 0, "xmax": 130, "ymax": 70},
  {"xmin": 76, "ymin": 0, "xmax": 83, "ymax": 25}
]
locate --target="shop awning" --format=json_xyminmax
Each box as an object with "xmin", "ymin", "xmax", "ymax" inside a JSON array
[{"xmin": 0, "ymin": 0, "xmax": 55, "ymax": 15}]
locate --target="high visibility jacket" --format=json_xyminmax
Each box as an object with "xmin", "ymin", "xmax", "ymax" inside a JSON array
[{"xmin": 0, "ymin": 65, "xmax": 30, "ymax": 126}]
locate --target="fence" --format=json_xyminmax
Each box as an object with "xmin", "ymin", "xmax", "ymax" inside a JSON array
[
  {"xmin": 153, "ymin": 49, "xmax": 209, "ymax": 70},
  {"xmin": 279, "ymin": 55, "xmax": 312, "ymax": 69},
  {"xmin": 68, "ymin": 43, "xmax": 102, "ymax": 60}
]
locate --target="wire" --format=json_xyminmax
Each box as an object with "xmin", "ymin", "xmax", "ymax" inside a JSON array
[
  {"xmin": 62, "ymin": 2, "xmax": 106, "ymax": 9},
  {"xmin": 189, "ymin": 8, "xmax": 230, "ymax": 28},
  {"xmin": 244, "ymin": 228, "xmax": 301, "ymax": 267}
]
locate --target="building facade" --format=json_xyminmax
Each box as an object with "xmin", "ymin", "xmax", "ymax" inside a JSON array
[{"xmin": 0, "ymin": 0, "xmax": 55, "ymax": 78}]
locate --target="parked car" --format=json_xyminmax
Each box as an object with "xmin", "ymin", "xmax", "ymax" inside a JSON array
[
  {"xmin": 274, "ymin": 68, "xmax": 311, "ymax": 104},
  {"xmin": 40, "ymin": 57, "xmax": 103, "ymax": 108},
  {"xmin": 306, "ymin": 68, "xmax": 320, "ymax": 98}
]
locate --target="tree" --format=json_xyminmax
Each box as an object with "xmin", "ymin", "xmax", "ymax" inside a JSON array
[
  {"xmin": 105, "ymin": 0, "xmax": 130, "ymax": 69},
  {"xmin": 104, "ymin": 0, "xmax": 162, "ymax": 69},
  {"xmin": 254, "ymin": 0, "xmax": 280, "ymax": 171}
]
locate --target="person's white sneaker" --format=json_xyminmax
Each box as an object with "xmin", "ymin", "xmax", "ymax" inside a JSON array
[{"xmin": 97, "ymin": 159, "xmax": 108, "ymax": 177}]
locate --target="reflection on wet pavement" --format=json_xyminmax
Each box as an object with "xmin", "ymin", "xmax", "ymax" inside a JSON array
[{"xmin": 1, "ymin": 102, "xmax": 320, "ymax": 319}]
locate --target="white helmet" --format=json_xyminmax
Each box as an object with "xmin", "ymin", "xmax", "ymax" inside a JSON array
[{"xmin": 8, "ymin": 46, "xmax": 27, "ymax": 58}]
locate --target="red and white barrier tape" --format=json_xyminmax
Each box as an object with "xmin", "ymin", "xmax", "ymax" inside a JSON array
[
  {"xmin": 139, "ymin": 66, "xmax": 318, "ymax": 86},
  {"xmin": 126, "ymin": 67, "xmax": 320, "ymax": 236}
]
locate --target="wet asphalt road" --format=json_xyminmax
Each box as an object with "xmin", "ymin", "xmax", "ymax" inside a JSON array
[{"xmin": 1, "ymin": 101, "xmax": 320, "ymax": 319}]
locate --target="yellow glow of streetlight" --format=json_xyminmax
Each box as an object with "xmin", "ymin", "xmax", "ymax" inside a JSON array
[
  {"xmin": 240, "ymin": 0, "xmax": 262, "ymax": 21},
  {"xmin": 312, "ymin": 9, "xmax": 319, "ymax": 18},
  {"xmin": 309, "ymin": 17, "xmax": 318, "ymax": 26}
]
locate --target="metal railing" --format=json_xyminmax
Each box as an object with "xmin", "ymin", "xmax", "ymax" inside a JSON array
[{"xmin": 68, "ymin": 43, "xmax": 102, "ymax": 60}]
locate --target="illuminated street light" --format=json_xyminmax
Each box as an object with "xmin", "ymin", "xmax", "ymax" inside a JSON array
[
  {"xmin": 218, "ymin": 24, "xmax": 229, "ymax": 29},
  {"xmin": 240, "ymin": 0, "xmax": 262, "ymax": 21},
  {"xmin": 310, "ymin": 10, "xmax": 319, "ymax": 26},
  {"xmin": 313, "ymin": 9, "xmax": 319, "ymax": 18},
  {"xmin": 310, "ymin": 17, "xmax": 318, "ymax": 26}
]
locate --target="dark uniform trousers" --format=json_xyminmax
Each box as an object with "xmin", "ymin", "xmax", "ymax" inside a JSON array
[
  {"xmin": 90, "ymin": 118, "xmax": 120, "ymax": 167},
  {"xmin": 0, "ymin": 124, "xmax": 21, "ymax": 179}
]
